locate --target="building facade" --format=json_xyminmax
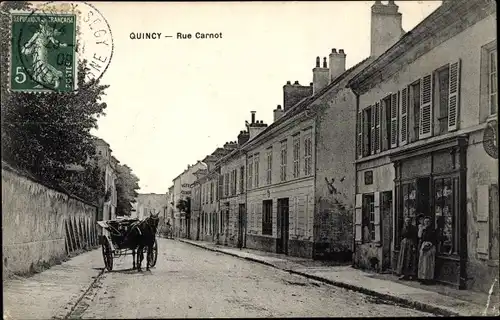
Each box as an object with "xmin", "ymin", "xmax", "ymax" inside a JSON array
[
  {"xmin": 218, "ymin": 132, "xmax": 249, "ymax": 248},
  {"xmin": 134, "ymin": 193, "xmax": 169, "ymax": 220},
  {"xmin": 94, "ymin": 138, "xmax": 118, "ymax": 221},
  {"xmin": 349, "ymin": 0, "xmax": 497, "ymax": 293}
]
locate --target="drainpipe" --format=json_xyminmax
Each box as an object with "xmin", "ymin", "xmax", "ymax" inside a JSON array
[{"xmin": 352, "ymin": 90, "xmax": 360, "ymax": 268}]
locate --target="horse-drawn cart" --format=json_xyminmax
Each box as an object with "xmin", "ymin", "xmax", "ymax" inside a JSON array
[{"xmin": 97, "ymin": 217, "xmax": 158, "ymax": 271}]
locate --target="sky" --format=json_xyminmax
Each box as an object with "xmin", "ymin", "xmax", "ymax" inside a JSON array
[{"xmin": 88, "ymin": 1, "xmax": 442, "ymax": 194}]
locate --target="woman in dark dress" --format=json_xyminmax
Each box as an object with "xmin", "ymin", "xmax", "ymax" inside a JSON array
[
  {"xmin": 396, "ymin": 216, "xmax": 418, "ymax": 280},
  {"xmin": 418, "ymin": 216, "xmax": 437, "ymax": 284}
]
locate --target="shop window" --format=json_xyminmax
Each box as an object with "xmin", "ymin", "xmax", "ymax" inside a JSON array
[
  {"xmin": 362, "ymin": 194, "xmax": 375, "ymax": 243},
  {"xmin": 434, "ymin": 177, "xmax": 458, "ymax": 255},
  {"xmin": 262, "ymin": 200, "xmax": 273, "ymax": 235}
]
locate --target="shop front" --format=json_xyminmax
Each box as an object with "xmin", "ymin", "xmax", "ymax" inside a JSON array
[{"xmin": 391, "ymin": 135, "xmax": 468, "ymax": 289}]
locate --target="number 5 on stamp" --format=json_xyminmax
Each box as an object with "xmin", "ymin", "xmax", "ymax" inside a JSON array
[{"xmin": 11, "ymin": 13, "xmax": 77, "ymax": 92}]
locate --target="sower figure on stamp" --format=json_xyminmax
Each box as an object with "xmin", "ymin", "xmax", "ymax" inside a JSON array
[
  {"xmin": 396, "ymin": 216, "xmax": 418, "ymax": 280},
  {"xmin": 21, "ymin": 19, "xmax": 68, "ymax": 89}
]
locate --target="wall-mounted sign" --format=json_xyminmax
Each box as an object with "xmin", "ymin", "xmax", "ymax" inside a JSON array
[{"xmin": 364, "ymin": 171, "xmax": 373, "ymax": 185}]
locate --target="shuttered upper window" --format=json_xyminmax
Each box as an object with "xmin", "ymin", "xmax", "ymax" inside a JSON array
[
  {"xmin": 356, "ymin": 59, "xmax": 461, "ymax": 158},
  {"xmin": 489, "ymin": 49, "xmax": 497, "ymax": 116}
]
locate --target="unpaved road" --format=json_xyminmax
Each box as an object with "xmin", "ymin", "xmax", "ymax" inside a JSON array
[{"xmin": 70, "ymin": 239, "xmax": 435, "ymax": 318}]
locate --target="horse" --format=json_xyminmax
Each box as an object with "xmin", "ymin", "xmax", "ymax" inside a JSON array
[{"xmin": 126, "ymin": 211, "xmax": 160, "ymax": 271}]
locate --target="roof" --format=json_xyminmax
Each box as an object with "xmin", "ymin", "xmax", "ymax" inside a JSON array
[
  {"xmin": 348, "ymin": 0, "xmax": 493, "ymax": 92},
  {"xmin": 241, "ymin": 56, "xmax": 373, "ymax": 150}
]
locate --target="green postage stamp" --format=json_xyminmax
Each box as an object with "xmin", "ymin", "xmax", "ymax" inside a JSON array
[{"xmin": 10, "ymin": 13, "xmax": 77, "ymax": 92}]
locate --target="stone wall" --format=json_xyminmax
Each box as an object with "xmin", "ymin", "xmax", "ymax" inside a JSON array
[{"xmin": 2, "ymin": 163, "xmax": 99, "ymax": 278}]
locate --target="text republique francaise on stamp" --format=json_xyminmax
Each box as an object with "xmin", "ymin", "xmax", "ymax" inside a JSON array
[{"xmin": 10, "ymin": 1, "xmax": 114, "ymax": 93}]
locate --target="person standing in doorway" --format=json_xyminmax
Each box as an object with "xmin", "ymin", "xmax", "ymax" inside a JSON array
[
  {"xmin": 418, "ymin": 216, "xmax": 437, "ymax": 284},
  {"xmin": 396, "ymin": 216, "xmax": 418, "ymax": 280}
]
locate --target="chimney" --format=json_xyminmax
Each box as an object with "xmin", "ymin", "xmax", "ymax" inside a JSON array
[
  {"xmin": 283, "ymin": 80, "xmax": 313, "ymax": 112},
  {"xmin": 273, "ymin": 104, "xmax": 284, "ymax": 122},
  {"xmin": 370, "ymin": 1, "xmax": 404, "ymax": 58},
  {"xmin": 246, "ymin": 111, "xmax": 268, "ymax": 140},
  {"xmin": 237, "ymin": 130, "xmax": 250, "ymax": 146},
  {"xmin": 312, "ymin": 56, "xmax": 329, "ymax": 94},
  {"xmin": 329, "ymin": 48, "xmax": 346, "ymax": 83}
]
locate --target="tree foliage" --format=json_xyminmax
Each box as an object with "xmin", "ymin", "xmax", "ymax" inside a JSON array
[
  {"xmin": 116, "ymin": 164, "xmax": 140, "ymax": 217},
  {"xmin": 176, "ymin": 197, "xmax": 191, "ymax": 215},
  {"xmin": 1, "ymin": 1, "xmax": 110, "ymax": 204}
]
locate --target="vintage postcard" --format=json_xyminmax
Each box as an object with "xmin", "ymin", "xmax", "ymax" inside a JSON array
[{"xmin": 2, "ymin": 1, "xmax": 498, "ymax": 319}]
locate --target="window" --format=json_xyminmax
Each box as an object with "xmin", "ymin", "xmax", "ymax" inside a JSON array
[
  {"xmin": 224, "ymin": 173, "xmax": 229, "ymax": 197},
  {"xmin": 434, "ymin": 65, "xmax": 450, "ymax": 135},
  {"xmin": 262, "ymin": 200, "xmax": 272, "ymax": 235},
  {"xmin": 218, "ymin": 175, "xmax": 223, "ymax": 200},
  {"xmin": 239, "ymin": 166, "xmax": 245, "ymax": 193},
  {"xmin": 293, "ymin": 134, "xmax": 300, "ymax": 178},
  {"xmin": 489, "ymin": 49, "xmax": 497, "ymax": 115},
  {"xmin": 247, "ymin": 156, "xmax": 253, "ymax": 189},
  {"xmin": 280, "ymin": 140, "xmax": 287, "ymax": 182},
  {"xmin": 409, "ymin": 81, "xmax": 420, "ymax": 143},
  {"xmin": 254, "ymin": 153, "xmax": 260, "ymax": 188},
  {"xmin": 362, "ymin": 107, "xmax": 372, "ymax": 156},
  {"xmin": 266, "ymin": 148, "xmax": 272, "ymax": 185},
  {"xmin": 233, "ymin": 169, "xmax": 237, "ymax": 195},
  {"xmin": 362, "ymin": 194, "xmax": 375, "ymax": 243},
  {"xmin": 382, "ymin": 96, "xmax": 391, "ymax": 151},
  {"xmin": 210, "ymin": 181, "xmax": 214, "ymax": 203},
  {"xmin": 434, "ymin": 177, "xmax": 459, "ymax": 255},
  {"xmin": 230, "ymin": 170, "xmax": 234, "ymax": 196},
  {"xmin": 304, "ymin": 133, "xmax": 312, "ymax": 176}
]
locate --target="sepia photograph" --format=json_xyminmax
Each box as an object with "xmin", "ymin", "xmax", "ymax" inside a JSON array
[{"xmin": 1, "ymin": 0, "xmax": 498, "ymax": 318}]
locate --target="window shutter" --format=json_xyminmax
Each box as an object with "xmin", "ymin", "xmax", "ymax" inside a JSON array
[
  {"xmin": 375, "ymin": 102, "xmax": 381, "ymax": 153},
  {"xmin": 355, "ymin": 194, "xmax": 362, "ymax": 242},
  {"xmin": 400, "ymin": 87, "xmax": 408, "ymax": 146},
  {"xmin": 374, "ymin": 192, "xmax": 381, "ymax": 243},
  {"xmin": 448, "ymin": 59, "xmax": 461, "ymax": 132},
  {"xmin": 370, "ymin": 105, "xmax": 376, "ymax": 155},
  {"xmin": 391, "ymin": 92, "xmax": 399, "ymax": 148},
  {"xmin": 476, "ymin": 185, "xmax": 490, "ymax": 255},
  {"xmin": 357, "ymin": 111, "xmax": 362, "ymax": 159},
  {"xmin": 419, "ymin": 74, "xmax": 433, "ymax": 139}
]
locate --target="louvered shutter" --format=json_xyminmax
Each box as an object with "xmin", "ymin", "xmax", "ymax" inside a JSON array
[
  {"xmin": 448, "ymin": 60, "xmax": 461, "ymax": 132},
  {"xmin": 355, "ymin": 194, "xmax": 363, "ymax": 242},
  {"xmin": 400, "ymin": 88, "xmax": 408, "ymax": 146},
  {"xmin": 357, "ymin": 111, "xmax": 363, "ymax": 159},
  {"xmin": 420, "ymin": 74, "xmax": 433, "ymax": 139},
  {"xmin": 375, "ymin": 102, "xmax": 381, "ymax": 153},
  {"xmin": 391, "ymin": 92, "xmax": 399, "ymax": 148},
  {"xmin": 374, "ymin": 192, "xmax": 381, "ymax": 243},
  {"xmin": 476, "ymin": 185, "xmax": 490, "ymax": 255},
  {"xmin": 370, "ymin": 105, "xmax": 376, "ymax": 155}
]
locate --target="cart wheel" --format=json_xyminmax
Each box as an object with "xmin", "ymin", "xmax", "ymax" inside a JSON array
[
  {"xmin": 102, "ymin": 241, "xmax": 113, "ymax": 271},
  {"xmin": 148, "ymin": 238, "xmax": 158, "ymax": 267}
]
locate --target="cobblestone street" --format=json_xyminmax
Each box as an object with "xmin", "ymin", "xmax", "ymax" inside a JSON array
[{"xmin": 71, "ymin": 239, "xmax": 433, "ymax": 318}]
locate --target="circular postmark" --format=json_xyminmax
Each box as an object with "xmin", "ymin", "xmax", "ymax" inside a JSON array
[{"xmin": 12, "ymin": 1, "xmax": 113, "ymax": 93}]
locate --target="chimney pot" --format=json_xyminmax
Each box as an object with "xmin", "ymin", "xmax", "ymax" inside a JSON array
[
  {"xmin": 388, "ymin": 1, "xmax": 396, "ymax": 5},
  {"xmin": 315, "ymin": 56, "xmax": 320, "ymax": 68},
  {"xmin": 286, "ymin": 81, "xmax": 291, "ymax": 85},
  {"xmin": 251, "ymin": 111, "xmax": 256, "ymax": 124},
  {"xmin": 310, "ymin": 82, "xmax": 313, "ymax": 86},
  {"xmin": 322, "ymin": 57, "xmax": 327, "ymax": 68},
  {"xmin": 374, "ymin": 0, "xmax": 382, "ymax": 4},
  {"xmin": 277, "ymin": 105, "xmax": 282, "ymax": 109},
  {"xmin": 339, "ymin": 49, "xmax": 345, "ymax": 54},
  {"xmin": 294, "ymin": 80, "xmax": 299, "ymax": 85},
  {"xmin": 332, "ymin": 48, "xmax": 337, "ymax": 54}
]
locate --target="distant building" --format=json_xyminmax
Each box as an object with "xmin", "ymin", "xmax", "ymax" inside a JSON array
[
  {"xmin": 94, "ymin": 138, "xmax": 118, "ymax": 221},
  {"xmin": 134, "ymin": 193, "xmax": 169, "ymax": 220}
]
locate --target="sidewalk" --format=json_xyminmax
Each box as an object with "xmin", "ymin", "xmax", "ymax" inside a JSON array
[
  {"xmin": 178, "ymin": 238, "xmax": 500, "ymax": 317},
  {"xmin": 3, "ymin": 249, "xmax": 105, "ymax": 320}
]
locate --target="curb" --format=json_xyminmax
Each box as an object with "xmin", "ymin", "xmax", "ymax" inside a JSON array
[{"xmin": 178, "ymin": 239, "xmax": 461, "ymax": 317}]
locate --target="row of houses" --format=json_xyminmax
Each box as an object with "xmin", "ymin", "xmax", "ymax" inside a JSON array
[
  {"xmin": 168, "ymin": 0, "xmax": 498, "ymax": 293},
  {"xmin": 93, "ymin": 138, "xmax": 119, "ymax": 221}
]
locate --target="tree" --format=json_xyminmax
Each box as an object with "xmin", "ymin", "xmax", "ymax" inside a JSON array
[
  {"xmin": 115, "ymin": 164, "xmax": 140, "ymax": 217},
  {"xmin": 176, "ymin": 197, "xmax": 191, "ymax": 216}
]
